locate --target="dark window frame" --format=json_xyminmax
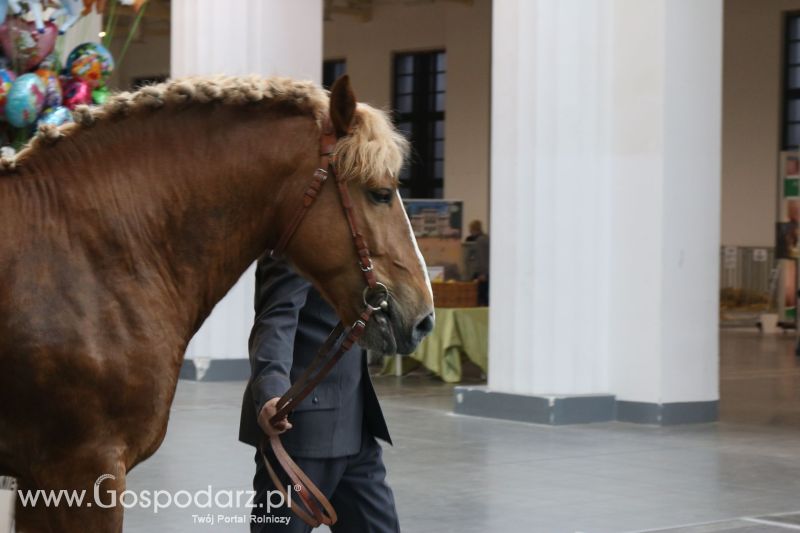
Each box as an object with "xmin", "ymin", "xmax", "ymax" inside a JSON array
[
  {"xmin": 392, "ymin": 50, "xmax": 446, "ymax": 199},
  {"xmin": 322, "ymin": 59, "xmax": 346, "ymax": 90},
  {"xmin": 783, "ymin": 13, "xmax": 800, "ymax": 149}
]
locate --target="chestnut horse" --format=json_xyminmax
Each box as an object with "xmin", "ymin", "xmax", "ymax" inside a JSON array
[{"xmin": 0, "ymin": 75, "xmax": 434, "ymax": 532}]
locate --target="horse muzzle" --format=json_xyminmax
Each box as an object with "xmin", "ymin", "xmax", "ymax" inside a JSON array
[{"xmin": 361, "ymin": 299, "xmax": 434, "ymax": 355}]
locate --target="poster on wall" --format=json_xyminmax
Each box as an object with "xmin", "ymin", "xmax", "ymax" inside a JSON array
[
  {"xmin": 777, "ymin": 151, "xmax": 800, "ymax": 322},
  {"xmin": 403, "ymin": 199, "xmax": 463, "ymax": 280}
]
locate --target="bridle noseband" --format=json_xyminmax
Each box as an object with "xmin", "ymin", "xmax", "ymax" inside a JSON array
[{"xmin": 260, "ymin": 117, "xmax": 388, "ymax": 528}]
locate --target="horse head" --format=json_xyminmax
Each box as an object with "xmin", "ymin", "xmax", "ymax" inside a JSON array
[{"xmin": 281, "ymin": 76, "xmax": 435, "ymax": 355}]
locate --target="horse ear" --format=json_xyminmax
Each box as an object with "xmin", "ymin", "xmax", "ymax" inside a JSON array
[{"xmin": 329, "ymin": 75, "xmax": 356, "ymax": 138}]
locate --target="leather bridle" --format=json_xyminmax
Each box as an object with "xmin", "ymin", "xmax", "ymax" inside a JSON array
[{"xmin": 259, "ymin": 117, "xmax": 389, "ymax": 528}]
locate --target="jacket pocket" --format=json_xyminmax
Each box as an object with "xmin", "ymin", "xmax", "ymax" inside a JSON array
[{"xmin": 290, "ymin": 381, "xmax": 340, "ymax": 412}]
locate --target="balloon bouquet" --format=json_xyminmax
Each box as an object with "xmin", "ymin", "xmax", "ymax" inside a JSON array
[{"xmin": 0, "ymin": 0, "xmax": 140, "ymax": 149}]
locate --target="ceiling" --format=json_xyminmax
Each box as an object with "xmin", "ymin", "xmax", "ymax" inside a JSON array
[
  {"xmin": 324, "ymin": 0, "xmax": 473, "ymax": 22},
  {"xmin": 107, "ymin": 0, "xmax": 473, "ymax": 39}
]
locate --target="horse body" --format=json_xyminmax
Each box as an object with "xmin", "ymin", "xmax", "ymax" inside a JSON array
[
  {"xmin": 0, "ymin": 76, "xmax": 434, "ymax": 532},
  {"xmin": 0, "ymin": 96, "xmax": 322, "ymax": 530}
]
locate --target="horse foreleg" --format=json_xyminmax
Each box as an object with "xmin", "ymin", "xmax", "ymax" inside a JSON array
[{"xmin": 15, "ymin": 450, "xmax": 127, "ymax": 533}]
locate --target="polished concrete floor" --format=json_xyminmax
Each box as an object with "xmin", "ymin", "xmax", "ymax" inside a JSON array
[
  {"xmin": 118, "ymin": 330, "xmax": 800, "ymax": 532},
  {"xmin": 719, "ymin": 328, "xmax": 800, "ymax": 426}
]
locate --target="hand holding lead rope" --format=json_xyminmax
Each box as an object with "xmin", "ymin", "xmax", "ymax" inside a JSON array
[{"xmin": 258, "ymin": 397, "xmax": 292, "ymax": 437}]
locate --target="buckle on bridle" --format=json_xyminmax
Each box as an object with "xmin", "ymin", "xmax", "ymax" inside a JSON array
[
  {"xmin": 363, "ymin": 282, "xmax": 389, "ymax": 311},
  {"xmin": 361, "ymin": 258, "xmax": 374, "ymax": 273}
]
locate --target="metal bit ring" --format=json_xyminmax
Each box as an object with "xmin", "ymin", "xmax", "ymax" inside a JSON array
[{"xmin": 363, "ymin": 282, "xmax": 390, "ymax": 312}]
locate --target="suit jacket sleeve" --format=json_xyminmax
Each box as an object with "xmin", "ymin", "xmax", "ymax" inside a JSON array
[{"xmin": 248, "ymin": 255, "xmax": 311, "ymax": 416}]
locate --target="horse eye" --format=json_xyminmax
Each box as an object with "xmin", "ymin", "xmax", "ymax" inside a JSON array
[{"xmin": 368, "ymin": 189, "xmax": 393, "ymax": 204}]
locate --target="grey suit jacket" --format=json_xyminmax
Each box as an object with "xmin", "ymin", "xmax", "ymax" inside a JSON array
[{"xmin": 238, "ymin": 256, "xmax": 392, "ymax": 458}]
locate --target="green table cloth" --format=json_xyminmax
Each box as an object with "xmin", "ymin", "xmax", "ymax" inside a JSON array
[{"xmin": 381, "ymin": 307, "xmax": 488, "ymax": 383}]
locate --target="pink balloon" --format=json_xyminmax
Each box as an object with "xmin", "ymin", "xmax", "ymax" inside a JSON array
[
  {"xmin": 0, "ymin": 19, "xmax": 57, "ymax": 72},
  {"xmin": 62, "ymin": 79, "xmax": 92, "ymax": 110}
]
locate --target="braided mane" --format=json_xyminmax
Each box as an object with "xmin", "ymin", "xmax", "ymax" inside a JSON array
[{"xmin": 2, "ymin": 75, "xmax": 408, "ymax": 185}]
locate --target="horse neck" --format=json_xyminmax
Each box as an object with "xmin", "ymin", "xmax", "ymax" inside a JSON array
[{"xmin": 21, "ymin": 106, "xmax": 320, "ymax": 338}]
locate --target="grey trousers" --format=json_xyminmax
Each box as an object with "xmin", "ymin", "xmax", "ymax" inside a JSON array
[{"xmin": 251, "ymin": 434, "xmax": 400, "ymax": 533}]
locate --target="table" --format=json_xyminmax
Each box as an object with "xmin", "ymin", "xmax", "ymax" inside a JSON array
[{"xmin": 382, "ymin": 307, "xmax": 488, "ymax": 383}]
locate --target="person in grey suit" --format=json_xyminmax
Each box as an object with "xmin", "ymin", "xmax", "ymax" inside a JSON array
[{"xmin": 239, "ymin": 255, "xmax": 400, "ymax": 533}]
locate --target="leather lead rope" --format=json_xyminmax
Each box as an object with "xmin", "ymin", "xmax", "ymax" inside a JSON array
[{"xmin": 260, "ymin": 118, "xmax": 387, "ymax": 528}]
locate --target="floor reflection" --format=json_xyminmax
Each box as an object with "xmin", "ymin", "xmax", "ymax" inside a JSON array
[{"xmin": 720, "ymin": 328, "xmax": 800, "ymax": 426}]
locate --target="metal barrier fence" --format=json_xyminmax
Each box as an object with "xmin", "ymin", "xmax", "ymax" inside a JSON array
[{"xmin": 719, "ymin": 246, "xmax": 775, "ymax": 295}]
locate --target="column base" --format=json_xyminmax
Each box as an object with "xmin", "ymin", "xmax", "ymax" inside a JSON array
[
  {"xmin": 616, "ymin": 400, "xmax": 718, "ymax": 425},
  {"xmin": 454, "ymin": 386, "xmax": 616, "ymax": 425},
  {"xmin": 454, "ymin": 386, "xmax": 718, "ymax": 426}
]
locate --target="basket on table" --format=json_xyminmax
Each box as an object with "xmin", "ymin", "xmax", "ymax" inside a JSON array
[{"xmin": 431, "ymin": 281, "xmax": 479, "ymax": 308}]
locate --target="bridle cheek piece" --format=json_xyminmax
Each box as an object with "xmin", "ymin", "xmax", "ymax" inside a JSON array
[{"xmin": 260, "ymin": 117, "xmax": 388, "ymax": 528}]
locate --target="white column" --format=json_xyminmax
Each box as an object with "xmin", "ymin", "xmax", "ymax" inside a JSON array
[
  {"xmin": 608, "ymin": 0, "xmax": 722, "ymax": 411},
  {"xmin": 654, "ymin": 0, "xmax": 722, "ymax": 405},
  {"xmin": 171, "ymin": 0, "xmax": 321, "ymax": 80},
  {"xmin": 489, "ymin": 0, "xmax": 613, "ymax": 396},
  {"xmin": 476, "ymin": 0, "xmax": 721, "ymax": 422},
  {"xmin": 172, "ymin": 0, "xmax": 322, "ymax": 364}
]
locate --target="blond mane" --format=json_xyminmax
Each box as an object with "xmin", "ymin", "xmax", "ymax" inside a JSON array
[
  {"xmin": 333, "ymin": 103, "xmax": 409, "ymax": 186},
  {"xmin": 3, "ymin": 75, "xmax": 409, "ymax": 185}
]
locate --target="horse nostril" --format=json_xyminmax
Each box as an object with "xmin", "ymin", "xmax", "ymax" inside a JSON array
[{"xmin": 414, "ymin": 312, "xmax": 435, "ymax": 338}]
